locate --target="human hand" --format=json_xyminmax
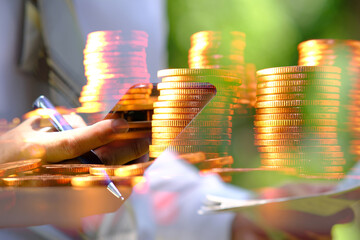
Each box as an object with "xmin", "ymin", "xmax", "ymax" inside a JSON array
[{"xmin": 0, "ymin": 115, "xmax": 147, "ymax": 164}]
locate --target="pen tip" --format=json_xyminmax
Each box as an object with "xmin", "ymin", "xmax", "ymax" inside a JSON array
[{"xmin": 107, "ymin": 181, "xmax": 123, "ymax": 200}]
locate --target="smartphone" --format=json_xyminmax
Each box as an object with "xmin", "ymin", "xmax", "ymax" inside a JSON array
[{"xmin": 33, "ymin": 95, "xmax": 103, "ymax": 164}]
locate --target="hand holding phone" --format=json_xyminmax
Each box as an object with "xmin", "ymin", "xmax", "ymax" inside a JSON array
[{"xmin": 33, "ymin": 95, "xmax": 103, "ymax": 164}]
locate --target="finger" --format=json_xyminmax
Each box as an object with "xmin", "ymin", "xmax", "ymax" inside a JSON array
[
  {"xmin": 63, "ymin": 114, "xmax": 87, "ymax": 128},
  {"xmin": 25, "ymin": 116, "xmax": 54, "ymax": 130},
  {"xmin": 20, "ymin": 116, "xmax": 42, "ymax": 129},
  {"xmin": 38, "ymin": 127, "xmax": 54, "ymax": 132},
  {"xmin": 41, "ymin": 118, "xmax": 129, "ymax": 162}
]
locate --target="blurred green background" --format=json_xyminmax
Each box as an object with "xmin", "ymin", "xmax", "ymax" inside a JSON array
[
  {"xmin": 167, "ymin": 0, "xmax": 360, "ymax": 70},
  {"xmin": 166, "ymin": 0, "xmax": 360, "ymax": 189}
]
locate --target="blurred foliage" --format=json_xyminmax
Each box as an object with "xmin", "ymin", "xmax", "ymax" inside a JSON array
[
  {"xmin": 167, "ymin": 0, "xmax": 360, "ymax": 188},
  {"xmin": 167, "ymin": 0, "xmax": 360, "ymax": 70}
]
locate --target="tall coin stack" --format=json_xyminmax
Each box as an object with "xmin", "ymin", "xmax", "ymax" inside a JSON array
[
  {"xmin": 149, "ymin": 69, "xmax": 242, "ymax": 159},
  {"xmin": 298, "ymin": 39, "xmax": 360, "ymax": 163},
  {"xmin": 188, "ymin": 31, "xmax": 255, "ymax": 111},
  {"xmin": 255, "ymin": 66, "xmax": 345, "ymax": 178},
  {"xmin": 77, "ymin": 30, "xmax": 152, "ymax": 115}
]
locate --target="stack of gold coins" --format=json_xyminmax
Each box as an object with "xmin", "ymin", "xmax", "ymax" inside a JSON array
[
  {"xmin": 188, "ymin": 31, "xmax": 255, "ymax": 111},
  {"xmin": 188, "ymin": 31, "xmax": 245, "ymax": 71},
  {"xmin": 77, "ymin": 30, "xmax": 152, "ymax": 114},
  {"xmin": 298, "ymin": 39, "xmax": 360, "ymax": 163},
  {"xmin": 255, "ymin": 66, "xmax": 345, "ymax": 178},
  {"xmin": 149, "ymin": 68, "xmax": 242, "ymax": 159}
]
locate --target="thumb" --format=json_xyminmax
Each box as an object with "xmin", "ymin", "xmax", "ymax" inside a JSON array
[{"xmin": 43, "ymin": 118, "xmax": 128, "ymax": 162}]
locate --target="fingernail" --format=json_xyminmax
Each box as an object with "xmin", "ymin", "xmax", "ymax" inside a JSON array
[{"xmin": 111, "ymin": 118, "xmax": 129, "ymax": 133}]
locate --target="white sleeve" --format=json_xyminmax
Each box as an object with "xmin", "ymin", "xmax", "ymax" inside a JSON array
[{"xmin": 129, "ymin": 151, "xmax": 255, "ymax": 240}]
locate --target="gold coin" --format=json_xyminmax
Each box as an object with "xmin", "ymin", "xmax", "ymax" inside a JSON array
[
  {"xmin": 255, "ymin": 113, "xmax": 337, "ymax": 121},
  {"xmin": 151, "ymin": 139, "xmax": 231, "ymax": 146},
  {"xmin": 149, "ymin": 145, "xmax": 229, "ymax": 153},
  {"xmin": 126, "ymin": 88, "xmax": 152, "ymax": 94},
  {"xmin": 158, "ymin": 95, "xmax": 237, "ymax": 103},
  {"xmin": 107, "ymin": 103, "xmax": 153, "ymax": 112},
  {"xmin": 256, "ymin": 106, "xmax": 339, "ymax": 114},
  {"xmin": 298, "ymin": 165, "xmax": 344, "ymax": 173},
  {"xmin": 84, "ymin": 67, "xmax": 146, "ymax": 76},
  {"xmin": 2, "ymin": 174, "xmax": 73, "ymax": 187},
  {"xmin": 188, "ymin": 52, "xmax": 245, "ymax": 60},
  {"xmin": 190, "ymin": 42, "xmax": 245, "ymax": 50},
  {"xmin": 256, "ymin": 93, "xmax": 340, "ymax": 101},
  {"xmin": 160, "ymin": 76, "xmax": 241, "ymax": 85},
  {"xmin": 120, "ymin": 93, "xmax": 150, "ymax": 99},
  {"xmin": 152, "ymin": 120, "xmax": 232, "ymax": 127},
  {"xmin": 116, "ymin": 99, "xmax": 153, "ymax": 105},
  {"xmin": 196, "ymin": 156, "xmax": 234, "ymax": 169},
  {"xmin": 254, "ymin": 138, "xmax": 338, "ymax": 146},
  {"xmin": 256, "ymin": 86, "xmax": 340, "ymax": 95},
  {"xmin": 79, "ymin": 93, "xmax": 150, "ymax": 102},
  {"xmin": 86, "ymin": 73, "xmax": 150, "ymax": 81},
  {"xmin": 159, "ymin": 89, "xmax": 215, "ymax": 95},
  {"xmin": 297, "ymin": 60, "xmax": 346, "ymax": 66},
  {"xmin": 151, "ymin": 126, "xmax": 232, "ymax": 134},
  {"xmin": 158, "ymin": 94, "xmax": 213, "ymax": 102},
  {"xmin": 79, "ymin": 95, "xmax": 120, "ymax": 103},
  {"xmin": 41, "ymin": 164, "xmax": 103, "ymax": 174},
  {"xmin": 255, "ymin": 132, "xmax": 338, "ymax": 140},
  {"xmin": 257, "ymin": 79, "xmax": 341, "ymax": 88},
  {"xmin": 299, "ymin": 54, "xmax": 360, "ymax": 62},
  {"xmin": 297, "ymin": 172, "xmax": 345, "ymax": 179},
  {"xmin": 149, "ymin": 151, "xmax": 224, "ymax": 159},
  {"xmin": 257, "ymin": 73, "xmax": 341, "ymax": 81},
  {"xmin": 152, "ymin": 113, "xmax": 232, "ymax": 121},
  {"xmin": 159, "ymin": 89, "xmax": 239, "ymax": 97},
  {"xmin": 71, "ymin": 175, "xmax": 141, "ymax": 187},
  {"xmin": 261, "ymin": 159, "xmax": 346, "ymax": 166},
  {"xmin": 254, "ymin": 126, "xmax": 337, "ymax": 134},
  {"xmin": 177, "ymin": 152, "xmax": 207, "ymax": 164},
  {"xmin": 190, "ymin": 30, "xmax": 246, "ymax": 40},
  {"xmin": 87, "ymin": 29, "xmax": 148, "ymax": 38},
  {"xmin": 256, "ymin": 100, "xmax": 339, "ymax": 108},
  {"xmin": 157, "ymin": 82, "xmax": 216, "ymax": 90},
  {"xmin": 260, "ymin": 165, "xmax": 298, "ymax": 174},
  {"xmin": 157, "ymin": 68, "xmax": 242, "ymax": 78},
  {"xmin": 254, "ymin": 119, "xmax": 337, "ymax": 127},
  {"xmin": 0, "ymin": 159, "xmax": 42, "ymax": 177},
  {"xmin": 297, "ymin": 39, "xmax": 360, "ymax": 50},
  {"xmin": 153, "ymin": 101, "xmax": 232, "ymax": 108},
  {"xmin": 257, "ymin": 145, "xmax": 341, "ymax": 153},
  {"xmin": 260, "ymin": 151, "xmax": 344, "ymax": 159},
  {"xmin": 152, "ymin": 132, "xmax": 232, "ymax": 140},
  {"xmin": 256, "ymin": 66, "xmax": 341, "ymax": 76},
  {"xmin": 90, "ymin": 161, "xmax": 153, "ymax": 177},
  {"xmin": 153, "ymin": 107, "xmax": 234, "ymax": 115}
]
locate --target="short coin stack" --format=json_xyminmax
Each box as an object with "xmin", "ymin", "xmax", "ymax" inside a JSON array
[
  {"xmin": 188, "ymin": 31, "xmax": 256, "ymax": 111},
  {"xmin": 149, "ymin": 68, "xmax": 242, "ymax": 159},
  {"xmin": 77, "ymin": 30, "xmax": 152, "ymax": 114},
  {"xmin": 298, "ymin": 39, "xmax": 360, "ymax": 162},
  {"xmin": 255, "ymin": 66, "xmax": 345, "ymax": 178}
]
